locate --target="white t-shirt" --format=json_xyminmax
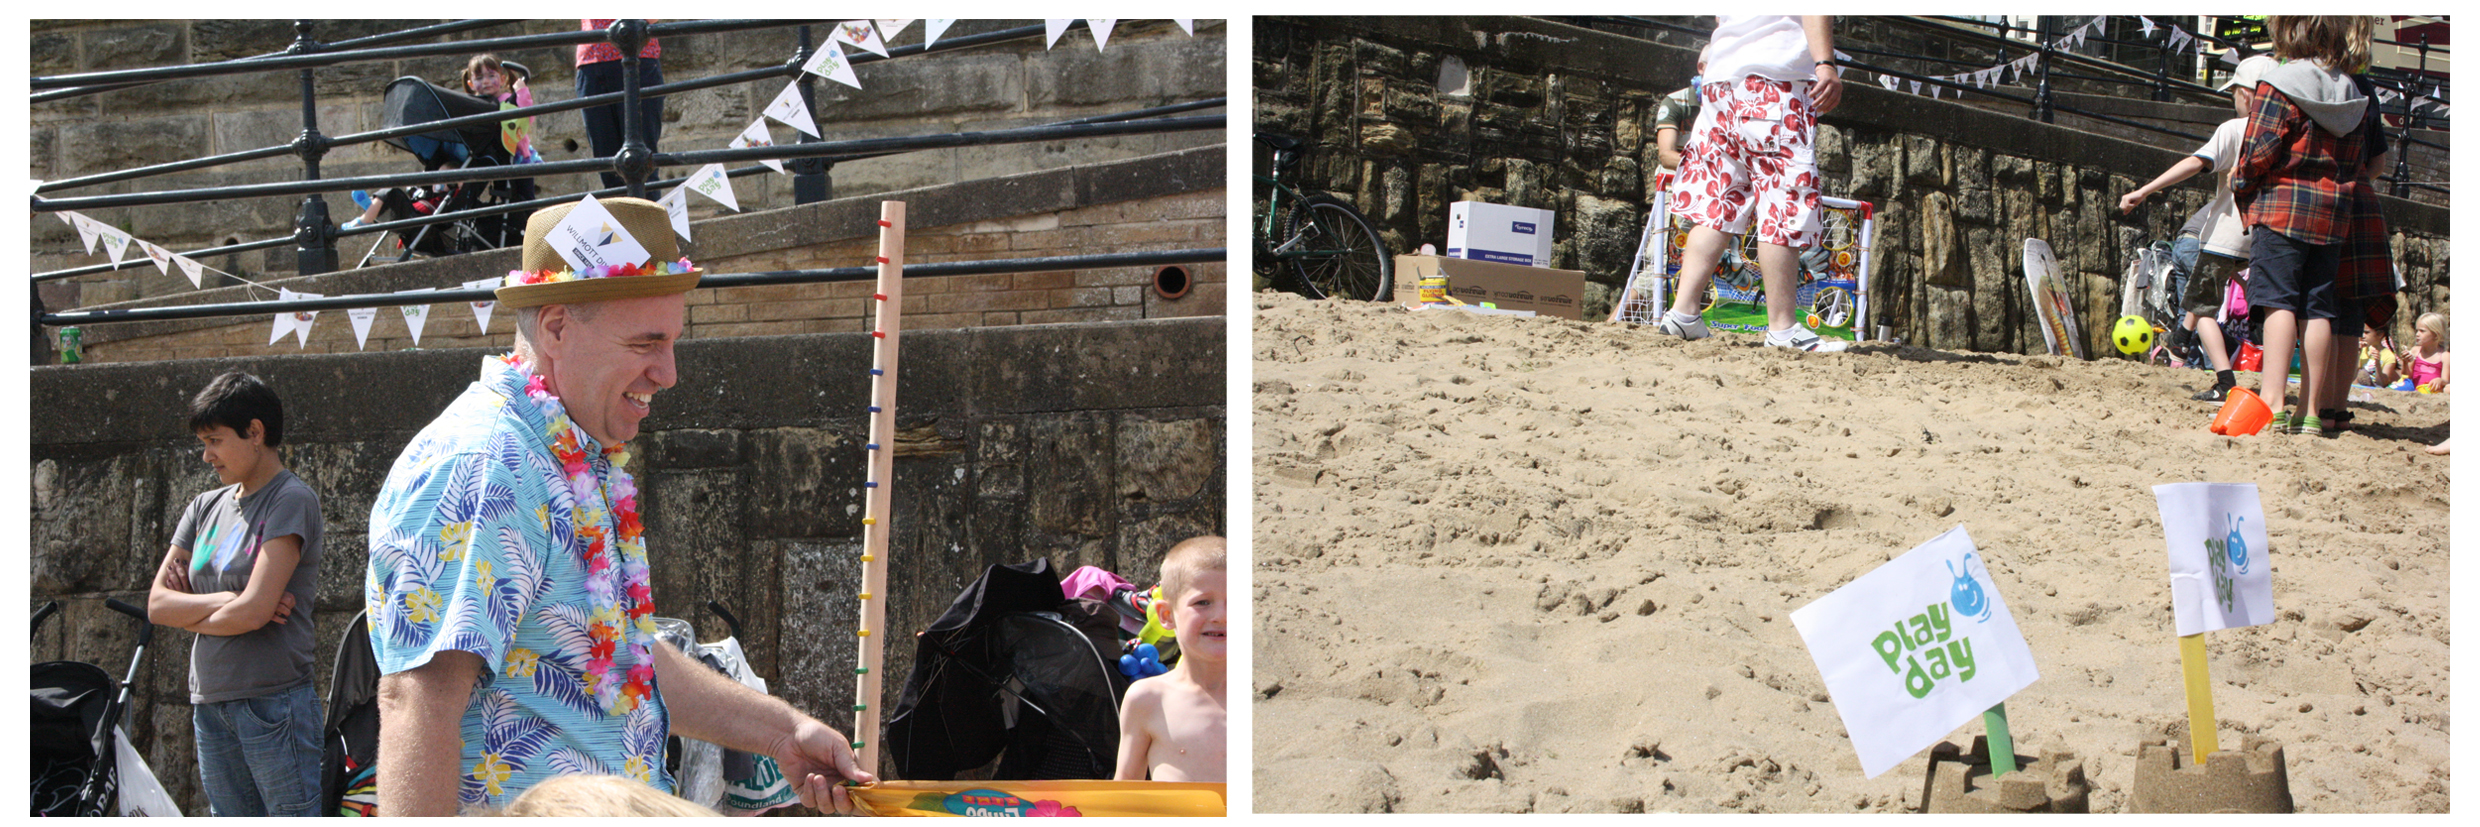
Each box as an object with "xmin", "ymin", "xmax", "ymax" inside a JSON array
[
  {"xmin": 1707, "ymin": 16, "xmax": 1814, "ymax": 83},
  {"xmin": 2185, "ymin": 118, "xmax": 2248, "ymax": 258}
]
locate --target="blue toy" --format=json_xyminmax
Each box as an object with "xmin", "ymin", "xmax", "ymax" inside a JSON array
[{"xmin": 1118, "ymin": 643, "xmax": 1168, "ymax": 680}]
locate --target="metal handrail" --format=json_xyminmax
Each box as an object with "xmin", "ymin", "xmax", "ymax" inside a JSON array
[
  {"xmin": 41, "ymin": 249, "xmax": 1226, "ymax": 327},
  {"xmin": 30, "ymin": 19, "xmax": 522, "ymax": 104},
  {"xmin": 28, "ymin": 19, "xmax": 821, "ymax": 90}
]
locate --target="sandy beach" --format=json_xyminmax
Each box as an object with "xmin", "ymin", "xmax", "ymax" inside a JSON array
[{"xmin": 1250, "ymin": 293, "xmax": 2450, "ymax": 813}]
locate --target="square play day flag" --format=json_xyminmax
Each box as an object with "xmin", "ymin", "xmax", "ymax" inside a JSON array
[
  {"xmin": 2153, "ymin": 483, "xmax": 2276, "ymax": 636},
  {"xmin": 1790, "ymin": 526, "xmax": 2040, "ymax": 778},
  {"xmin": 546, "ymin": 194, "xmax": 652, "ymax": 273}
]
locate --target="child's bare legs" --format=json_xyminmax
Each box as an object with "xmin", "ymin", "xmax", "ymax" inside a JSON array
[
  {"xmin": 2319, "ymin": 332, "xmax": 2356, "ymax": 413},
  {"xmin": 2188, "ymin": 313, "xmax": 2232, "ymax": 370},
  {"xmin": 1666, "ymin": 224, "xmax": 1730, "ymax": 320},
  {"xmin": 2258, "ymin": 308, "xmax": 2298, "ymax": 410},
  {"xmin": 2299, "ymin": 317, "xmax": 2334, "ymax": 426},
  {"xmin": 1756, "ymin": 240, "xmax": 1803, "ymax": 330}
]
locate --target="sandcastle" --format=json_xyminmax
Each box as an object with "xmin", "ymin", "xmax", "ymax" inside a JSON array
[
  {"xmin": 1919, "ymin": 736, "xmax": 2090, "ymax": 813},
  {"xmin": 2124, "ymin": 736, "xmax": 2293, "ymax": 813}
]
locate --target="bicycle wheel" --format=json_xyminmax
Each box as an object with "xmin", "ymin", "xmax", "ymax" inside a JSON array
[{"xmin": 1282, "ymin": 194, "xmax": 1393, "ymax": 301}]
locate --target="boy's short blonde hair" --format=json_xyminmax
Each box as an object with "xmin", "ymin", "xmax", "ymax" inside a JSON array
[
  {"xmin": 500, "ymin": 773, "xmax": 720, "ymax": 817},
  {"xmin": 2269, "ymin": 16, "xmax": 2377, "ymax": 74},
  {"xmin": 1159, "ymin": 536, "xmax": 1227, "ymax": 600}
]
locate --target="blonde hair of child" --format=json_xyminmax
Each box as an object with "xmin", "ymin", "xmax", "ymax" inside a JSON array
[
  {"xmin": 497, "ymin": 773, "xmax": 720, "ymax": 817},
  {"xmin": 2417, "ymin": 312, "xmax": 2448, "ymax": 350},
  {"xmin": 2268, "ymin": 16, "xmax": 2377, "ymax": 74},
  {"xmin": 1159, "ymin": 535, "xmax": 1227, "ymax": 601}
]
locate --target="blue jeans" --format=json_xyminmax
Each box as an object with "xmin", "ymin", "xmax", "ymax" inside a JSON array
[{"xmin": 194, "ymin": 682, "xmax": 323, "ymax": 817}]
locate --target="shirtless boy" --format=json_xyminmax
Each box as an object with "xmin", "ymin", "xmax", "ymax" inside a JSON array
[{"xmin": 1114, "ymin": 536, "xmax": 1227, "ymax": 783}]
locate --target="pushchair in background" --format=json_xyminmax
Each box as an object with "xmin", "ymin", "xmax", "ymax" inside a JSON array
[
  {"xmin": 31, "ymin": 599, "xmax": 180, "ymax": 816},
  {"xmin": 886, "ymin": 559, "xmax": 1134, "ymax": 781},
  {"xmin": 355, "ymin": 63, "xmax": 538, "ymax": 268}
]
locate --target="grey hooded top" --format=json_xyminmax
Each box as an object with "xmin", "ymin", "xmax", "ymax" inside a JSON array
[{"xmin": 2257, "ymin": 58, "xmax": 2369, "ymax": 137}]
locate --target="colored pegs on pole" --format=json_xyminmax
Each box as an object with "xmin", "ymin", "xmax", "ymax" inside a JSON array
[
  {"xmin": 857, "ymin": 628, "xmax": 870, "ymax": 637},
  {"xmin": 869, "ymin": 406, "xmax": 881, "ymax": 413},
  {"xmin": 873, "ymin": 293, "xmax": 886, "ymax": 301},
  {"xmin": 860, "ymin": 554, "xmax": 874, "ymax": 562},
  {"xmin": 858, "ymin": 592, "xmax": 871, "ymax": 600},
  {"xmin": 871, "ymin": 368, "xmax": 884, "ymax": 376},
  {"xmin": 866, "ymin": 444, "xmax": 880, "ymax": 450},
  {"xmin": 872, "ymin": 331, "xmax": 885, "ymax": 338},
  {"xmin": 876, "ymin": 256, "xmax": 890, "ymax": 263},
  {"xmin": 862, "ymin": 517, "xmax": 875, "ymax": 525}
]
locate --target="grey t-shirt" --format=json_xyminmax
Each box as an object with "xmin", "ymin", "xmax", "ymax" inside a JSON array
[{"xmin": 169, "ymin": 469, "xmax": 323, "ymax": 704}]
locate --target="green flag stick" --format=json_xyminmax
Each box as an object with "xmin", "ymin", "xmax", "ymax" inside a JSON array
[{"xmin": 1982, "ymin": 703, "xmax": 2017, "ymax": 777}]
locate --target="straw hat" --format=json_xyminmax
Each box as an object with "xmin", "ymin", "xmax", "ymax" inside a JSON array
[{"xmin": 495, "ymin": 196, "xmax": 702, "ymax": 308}]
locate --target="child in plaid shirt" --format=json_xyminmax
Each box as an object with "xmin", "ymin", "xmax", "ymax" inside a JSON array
[{"xmin": 2231, "ymin": 16, "xmax": 2387, "ymax": 436}]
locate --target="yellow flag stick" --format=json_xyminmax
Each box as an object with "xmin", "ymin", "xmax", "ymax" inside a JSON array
[{"xmin": 2178, "ymin": 632, "xmax": 2217, "ymax": 764}]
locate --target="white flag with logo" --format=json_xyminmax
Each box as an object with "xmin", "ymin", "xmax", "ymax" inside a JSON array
[
  {"xmin": 398, "ymin": 287, "xmax": 437, "ymax": 346},
  {"xmin": 140, "ymin": 240, "xmax": 173, "ymax": 275},
  {"xmin": 1880, "ymin": 74, "xmax": 1899, "ymax": 91},
  {"xmin": 347, "ymin": 306, "xmax": 378, "ymax": 350},
  {"xmin": 1791, "ymin": 526, "xmax": 2039, "ymax": 779},
  {"xmin": 1045, "ymin": 19, "xmax": 1075, "ymax": 49},
  {"xmin": 731, "ymin": 120, "xmax": 786, "ymax": 175},
  {"xmin": 657, "ymin": 186, "xmax": 694, "ymax": 241},
  {"xmin": 546, "ymin": 194, "xmax": 653, "ymax": 273},
  {"xmin": 684, "ymin": 163, "xmax": 741, "ymax": 211},
  {"xmin": 833, "ymin": 19, "xmax": 889, "ymax": 58},
  {"xmin": 1090, "ymin": 19, "xmax": 1118, "ymax": 50},
  {"xmin": 925, "ymin": 19, "xmax": 957, "ymax": 48},
  {"xmin": 802, "ymin": 40, "xmax": 861, "ymax": 89},
  {"xmin": 173, "ymin": 254, "xmax": 205, "ymax": 288},
  {"xmin": 464, "ymin": 278, "xmax": 500, "ymax": 333},
  {"xmin": 2154, "ymin": 483, "xmax": 2276, "ymax": 636},
  {"xmin": 274, "ymin": 289, "xmax": 322, "ymax": 347},
  {"xmin": 269, "ymin": 291, "xmax": 295, "ymax": 344},
  {"xmin": 98, "ymin": 224, "xmax": 133, "ymax": 264},
  {"xmin": 64, "ymin": 211, "xmax": 99, "ymax": 254},
  {"xmin": 876, "ymin": 19, "xmax": 915, "ymax": 40},
  {"xmin": 763, "ymin": 80, "xmax": 821, "ymax": 138}
]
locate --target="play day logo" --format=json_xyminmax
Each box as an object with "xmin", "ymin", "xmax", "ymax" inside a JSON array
[
  {"xmin": 2153, "ymin": 483, "xmax": 2274, "ymax": 635},
  {"xmin": 1871, "ymin": 552, "xmax": 1991, "ymax": 699},
  {"xmin": 2201, "ymin": 514, "xmax": 2247, "ymax": 612},
  {"xmin": 941, "ymin": 789, "xmax": 1082, "ymax": 817}
]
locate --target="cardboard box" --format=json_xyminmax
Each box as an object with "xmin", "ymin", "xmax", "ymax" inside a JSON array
[
  {"xmin": 1447, "ymin": 201, "xmax": 1555, "ymax": 268},
  {"xmin": 1394, "ymin": 255, "xmax": 1587, "ymax": 319}
]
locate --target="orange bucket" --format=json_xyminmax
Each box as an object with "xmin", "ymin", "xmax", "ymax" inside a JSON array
[{"xmin": 2210, "ymin": 387, "xmax": 2274, "ymax": 436}]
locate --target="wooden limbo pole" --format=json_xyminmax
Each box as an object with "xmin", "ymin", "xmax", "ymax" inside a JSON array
[{"xmin": 853, "ymin": 201, "xmax": 904, "ymax": 774}]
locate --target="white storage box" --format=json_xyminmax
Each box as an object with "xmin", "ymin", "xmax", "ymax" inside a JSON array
[{"xmin": 1447, "ymin": 201, "xmax": 1555, "ymax": 268}]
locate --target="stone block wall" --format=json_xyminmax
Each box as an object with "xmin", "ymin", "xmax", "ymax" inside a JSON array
[
  {"xmin": 1253, "ymin": 16, "xmax": 2448, "ymax": 356},
  {"xmin": 53, "ymin": 146, "xmax": 1226, "ymax": 364},
  {"xmin": 33, "ymin": 18, "xmax": 1226, "ymax": 308},
  {"xmin": 30, "ymin": 316, "xmax": 1226, "ymax": 814}
]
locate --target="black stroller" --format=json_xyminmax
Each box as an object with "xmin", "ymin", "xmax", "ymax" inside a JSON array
[
  {"xmin": 885, "ymin": 559, "xmax": 1133, "ymax": 781},
  {"xmin": 321, "ymin": 611, "xmax": 383, "ymax": 816},
  {"xmin": 31, "ymin": 599, "xmax": 171, "ymax": 816},
  {"xmin": 356, "ymin": 65, "xmax": 536, "ymax": 268}
]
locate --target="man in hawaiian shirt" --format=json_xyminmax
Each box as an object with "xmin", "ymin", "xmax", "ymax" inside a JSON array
[{"xmin": 367, "ymin": 197, "xmax": 874, "ymax": 815}]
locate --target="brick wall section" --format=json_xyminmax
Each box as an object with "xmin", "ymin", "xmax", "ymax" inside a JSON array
[
  {"xmin": 32, "ymin": 19, "xmax": 1226, "ymax": 308},
  {"xmin": 58, "ymin": 145, "xmax": 1225, "ymax": 364},
  {"xmin": 1254, "ymin": 16, "xmax": 2447, "ymax": 355}
]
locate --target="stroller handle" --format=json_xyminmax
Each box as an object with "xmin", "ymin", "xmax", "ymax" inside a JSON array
[
  {"xmin": 31, "ymin": 600, "xmax": 60, "ymax": 637},
  {"xmin": 105, "ymin": 598, "xmax": 153, "ymax": 647}
]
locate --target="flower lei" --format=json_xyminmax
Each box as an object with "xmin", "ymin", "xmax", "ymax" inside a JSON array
[
  {"xmin": 506, "ymin": 257, "xmax": 696, "ymax": 287},
  {"xmin": 499, "ymin": 352, "xmax": 657, "ymax": 715}
]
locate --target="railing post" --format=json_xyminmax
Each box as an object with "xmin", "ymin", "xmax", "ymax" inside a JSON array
[
  {"xmin": 2032, "ymin": 17, "xmax": 2056, "ymax": 123},
  {"xmin": 32, "ymin": 282, "xmax": 56, "ymax": 366},
  {"xmin": 290, "ymin": 20, "xmax": 337, "ymax": 276},
  {"xmin": 790, "ymin": 25, "xmax": 833, "ymax": 204},
  {"xmin": 611, "ymin": 19, "xmax": 656, "ymax": 199},
  {"xmin": 2393, "ymin": 34, "xmax": 2425, "ymax": 199},
  {"xmin": 2152, "ymin": 30, "xmax": 2173, "ymax": 102}
]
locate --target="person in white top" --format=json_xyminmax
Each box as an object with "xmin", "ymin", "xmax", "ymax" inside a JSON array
[
  {"xmin": 1657, "ymin": 15, "xmax": 1847, "ymax": 352},
  {"xmin": 2118, "ymin": 54, "xmax": 2276, "ymax": 401}
]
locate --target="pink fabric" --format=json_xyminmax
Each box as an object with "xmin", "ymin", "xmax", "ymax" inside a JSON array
[
  {"xmin": 1668, "ymin": 77, "xmax": 1822, "ymax": 248},
  {"xmin": 1060, "ymin": 566, "xmax": 1134, "ymax": 603},
  {"xmin": 2408, "ymin": 352, "xmax": 2443, "ymax": 387}
]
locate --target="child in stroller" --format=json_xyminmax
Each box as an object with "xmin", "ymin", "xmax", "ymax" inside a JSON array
[{"xmin": 346, "ymin": 56, "xmax": 541, "ymax": 264}]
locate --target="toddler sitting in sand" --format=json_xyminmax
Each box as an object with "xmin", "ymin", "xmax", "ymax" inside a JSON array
[{"xmin": 1115, "ymin": 536, "xmax": 1227, "ymax": 783}]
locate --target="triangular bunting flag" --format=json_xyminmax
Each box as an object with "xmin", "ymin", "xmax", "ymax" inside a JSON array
[
  {"xmin": 731, "ymin": 120, "xmax": 786, "ymax": 175},
  {"xmin": 763, "ymin": 80, "xmax": 821, "ymax": 138},
  {"xmin": 1880, "ymin": 74, "xmax": 1899, "ymax": 91},
  {"xmin": 802, "ymin": 40, "xmax": 861, "ymax": 89},
  {"xmin": 1045, "ymin": 19, "xmax": 1075, "ymax": 49},
  {"xmin": 685, "ymin": 163, "xmax": 741, "ymax": 211},
  {"xmin": 1090, "ymin": 19, "xmax": 1118, "ymax": 51},
  {"xmin": 2138, "ymin": 16, "xmax": 2155, "ymax": 37},
  {"xmin": 98, "ymin": 225, "xmax": 132, "ymax": 264},
  {"xmin": 1931, "ymin": 85, "xmax": 1942, "ymax": 100},
  {"xmin": 2167, "ymin": 28, "xmax": 2190, "ymax": 53},
  {"xmin": 926, "ymin": 19, "xmax": 957, "ymax": 48},
  {"xmin": 834, "ymin": 19, "xmax": 890, "ymax": 58},
  {"xmin": 69, "ymin": 213, "xmax": 99, "ymax": 254},
  {"xmin": 289, "ymin": 291, "xmax": 322, "ymax": 347},
  {"xmin": 1174, "ymin": 20, "xmax": 1194, "ymax": 36},
  {"xmin": 399, "ymin": 287, "xmax": 436, "ymax": 347},
  {"xmin": 658, "ymin": 186, "xmax": 694, "ymax": 241},
  {"xmin": 1910, "ymin": 80, "xmax": 1922, "ymax": 95},
  {"xmin": 348, "ymin": 306, "xmax": 378, "ymax": 350},
  {"xmin": 140, "ymin": 240, "xmax": 172, "ymax": 275},
  {"xmin": 173, "ymin": 254, "xmax": 204, "ymax": 289},
  {"xmin": 270, "ymin": 291, "xmax": 295, "ymax": 345},
  {"xmin": 876, "ymin": 19, "xmax": 916, "ymax": 40},
  {"xmin": 464, "ymin": 277, "xmax": 499, "ymax": 334}
]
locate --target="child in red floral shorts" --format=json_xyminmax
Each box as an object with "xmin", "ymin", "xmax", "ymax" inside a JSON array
[{"xmin": 1658, "ymin": 15, "xmax": 1846, "ymax": 352}]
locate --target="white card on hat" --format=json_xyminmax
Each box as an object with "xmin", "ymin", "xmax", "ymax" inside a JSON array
[{"xmin": 546, "ymin": 194, "xmax": 653, "ymax": 273}]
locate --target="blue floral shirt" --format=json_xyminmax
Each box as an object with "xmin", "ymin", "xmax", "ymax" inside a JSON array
[{"xmin": 366, "ymin": 355, "xmax": 669, "ymax": 808}]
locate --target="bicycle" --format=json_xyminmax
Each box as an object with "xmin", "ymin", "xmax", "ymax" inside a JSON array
[{"xmin": 1252, "ymin": 133, "xmax": 1392, "ymax": 301}]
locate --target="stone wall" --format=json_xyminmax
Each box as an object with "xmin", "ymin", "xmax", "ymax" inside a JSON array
[
  {"xmin": 52, "ymin": 145, "xmax": 1226, "ymax": 364},
  {"xmin": 1253, "ymin": 16, "xmax": 2448, "ymax": 356},
  {"xmin": 30, "ymin": 316, "xmax": 1225, "ymax": 814},
  {"xmin": 33, "ymin": 18, "xmax": 1226, "ymax": 307}
]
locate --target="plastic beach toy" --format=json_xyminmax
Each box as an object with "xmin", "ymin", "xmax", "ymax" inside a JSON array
[{"xmin": 2209, "ymin": 387, "xmax": 2274, "ymax": 436}]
